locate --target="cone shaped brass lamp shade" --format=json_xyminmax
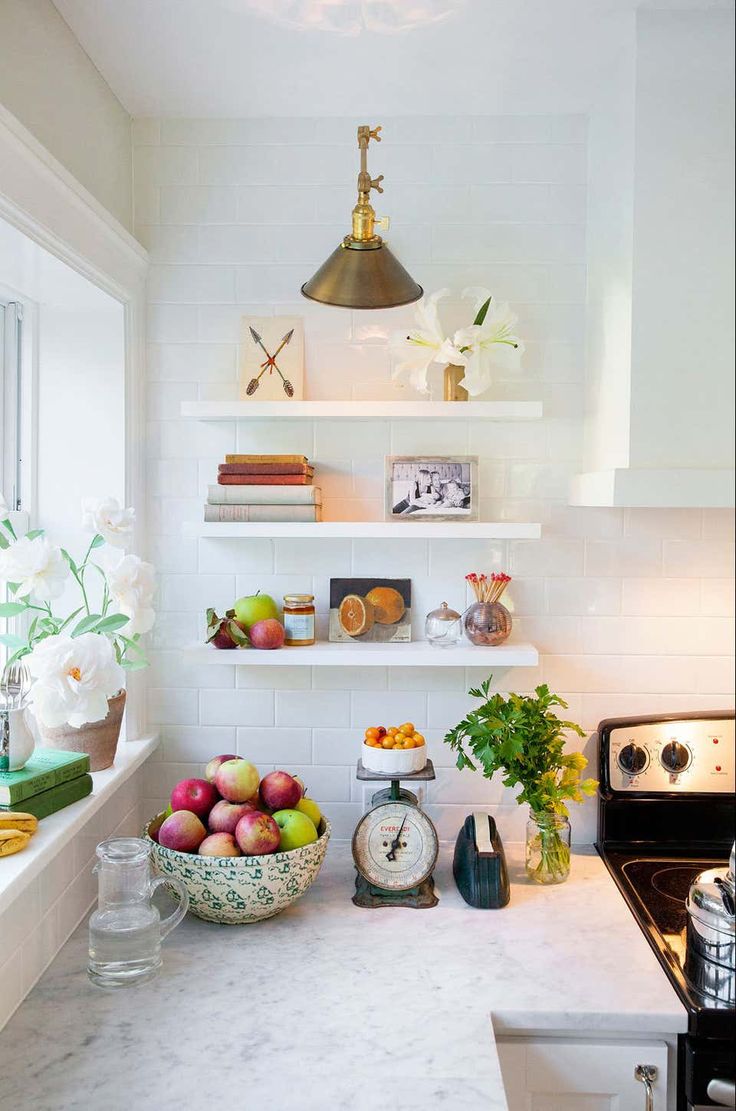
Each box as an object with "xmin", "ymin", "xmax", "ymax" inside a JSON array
[
  {"xmin": 302, "ymin": 240, "xmax": 423, "ymax": 309},
  {"xmin": 301, "ymin": 124, "xmax": 423, "ymax": 310}
]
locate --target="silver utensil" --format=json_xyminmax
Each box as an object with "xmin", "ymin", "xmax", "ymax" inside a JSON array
[{"xmin": 0, "ymin": 660, "xmax": 31, "ymax": 709}]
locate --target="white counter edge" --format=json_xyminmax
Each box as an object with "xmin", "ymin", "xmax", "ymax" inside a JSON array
[{"xmin": 0, "ymin": 734, "xmax": 160, "ymax": 917}]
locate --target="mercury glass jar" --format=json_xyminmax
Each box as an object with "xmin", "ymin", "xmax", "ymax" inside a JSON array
[
  {"xmin": 464, "ymin": 601, "xmax": 512, "ymax": 646},
  {"xmin": 425, "ymin": 602, "xmax": 463, "ymax": 648},
  {"xmin": 282, "ymin": 594, "xmax": 316, "ymax": 646}
]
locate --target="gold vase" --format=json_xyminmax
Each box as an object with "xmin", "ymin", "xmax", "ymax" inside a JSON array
[{"xmin": 443, "ymin": 364, "xmax": 468, "ymax": 402}]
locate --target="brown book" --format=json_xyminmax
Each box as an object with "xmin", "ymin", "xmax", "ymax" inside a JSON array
[
  {"xmin": 218, "ymin": 463, "xmax": 314, "ymax": 476},
  {"xmin": 217, "ymin": 474, "xmax": 313, "ymax": 485},
  {"xmin": 225, "ymin": 454, "xmax": 308, "ymax": 464}
]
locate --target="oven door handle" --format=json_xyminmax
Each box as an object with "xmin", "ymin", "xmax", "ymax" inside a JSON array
[{"xmin": 707, "ymin": 1079, "xmax": 736, "ymax": 1107}]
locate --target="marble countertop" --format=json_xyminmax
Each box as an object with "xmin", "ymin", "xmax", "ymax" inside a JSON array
[{"xmin": 0, "ymin": 843, "xmax": 686, "ymax": 1111}]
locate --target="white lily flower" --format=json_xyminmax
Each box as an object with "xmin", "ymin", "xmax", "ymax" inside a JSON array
[
  {"xmin": 390, "ymin": 289, "xmax": 466, "ymax": 394},
  {"xmin": 107, "ymin": 554, "xmax": 156, "ymax": 635},
  {"xmin": 451, "ymin": 288, "xmax": 525, "ymax": 396},
  {"xmin": 27, "ymin": 632, "xmax": 124, "ymax": 729},
  {"xmin": 0, "ymin": 534, "xmax": 69, "ymax": 601},
  {"xmin": 81, "ymin": 496, "xmax": 135, "ymax": 549}
]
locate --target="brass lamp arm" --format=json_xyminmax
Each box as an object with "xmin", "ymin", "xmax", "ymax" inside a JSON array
[{"xmin": 351, "ymin": 124, "xmax": 385, "ymax": 244}]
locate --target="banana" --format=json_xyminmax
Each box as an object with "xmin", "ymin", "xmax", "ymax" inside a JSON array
[
  {"xmin": 0, "ymin": 812, "xmax": 38, "ymax": 835},
  {"xmin": 0, "ymin": 829, "xmax": 31, "ymax": 857}
]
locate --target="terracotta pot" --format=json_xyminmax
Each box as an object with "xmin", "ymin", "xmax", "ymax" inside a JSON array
[{"xmin": 36, "ymin": 690, "xmax": 126, "ymax": 772}]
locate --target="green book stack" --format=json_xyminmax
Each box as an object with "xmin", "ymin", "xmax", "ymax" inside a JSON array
[{"xmin": 0, "ymin": 748, "xmax": 93, "ymax": 818}]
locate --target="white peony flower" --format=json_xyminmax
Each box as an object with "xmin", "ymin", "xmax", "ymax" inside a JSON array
[
  {"xmin": 107, "ymin": 554, "xmax": 156, "ymax": 635},
  {"xmin": 27, "ymin": 632, "xmax": 124, "ymax": 729},
  {"xmin": 390, "ymin": 289, "xmax": 466, "ymax": 394},
  {"xmin": 82, "ymin": 497, "xmax": 135, "ymax": 549},
  {"xmin": 0, "ymin": 534, "xmax": 69, "ymax": 600}
]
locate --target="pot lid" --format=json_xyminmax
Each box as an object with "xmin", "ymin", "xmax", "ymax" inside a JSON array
[{"xmin": 687, "ymin": 842, "xmax": 736, "ymax": 935}]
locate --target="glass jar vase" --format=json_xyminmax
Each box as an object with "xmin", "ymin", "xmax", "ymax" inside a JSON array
[
  {"xmin": 425, "ymin": 602, "xmax": 463, "ymax": 648},
  {"xmin": 464, "ymin": 601, "xmax": 512, "ymax": 646},
  {"xmin": 525, "ymin": 812, "xmax": 571, "ymax": 885}
]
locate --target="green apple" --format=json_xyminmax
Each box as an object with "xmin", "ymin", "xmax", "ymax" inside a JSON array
[
  {"xmin": 296, "ymin": 797, "xmax": 322, "ymax": 831},
  {"xmin": 273, "ymin": 808, "xmax": 319, "ymax": 852},
  {"xmin": 233, "ymin": 592, "xmax": 279, "ymax": 630}
]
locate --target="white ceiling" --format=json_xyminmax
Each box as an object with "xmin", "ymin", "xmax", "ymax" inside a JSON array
[
  {"xmin": 47, "ymin": 0, "xmax": 629, "ymax": 118},
  {"xmin": 52, "ymin": 0, "xmax": 733, "ymax": 119}
]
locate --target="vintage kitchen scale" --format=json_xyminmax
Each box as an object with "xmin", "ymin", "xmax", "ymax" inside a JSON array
[{"xmin": 352, "ymin": 759, "xmax": 439, "ymax": 909}]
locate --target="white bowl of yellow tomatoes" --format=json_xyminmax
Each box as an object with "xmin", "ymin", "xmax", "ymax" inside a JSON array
[{"xmin": 362, "ymin": 722, "xmax": 428, "ymax": 775}]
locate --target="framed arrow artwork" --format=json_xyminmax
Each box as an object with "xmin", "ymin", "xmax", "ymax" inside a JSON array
[{"xmin": 238, "ymin": 316, "xmax": 305, "ymax": 401}]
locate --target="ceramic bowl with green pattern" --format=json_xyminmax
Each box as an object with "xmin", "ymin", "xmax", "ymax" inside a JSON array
[{"xmin": 145, "ymin": 813, "xmax": 331, "ymax": 924}]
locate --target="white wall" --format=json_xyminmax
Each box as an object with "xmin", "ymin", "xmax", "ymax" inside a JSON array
[
  {"xmin": 134, "ymin": 114, "xmax": 735, "ymax": 846},
  {"xmin": 629, "ymin": 8, "xmax": 735, "ymax": 470},
  {"xmin": 0, "ymin": 0, "xmax": 132, "ymax": 230}
]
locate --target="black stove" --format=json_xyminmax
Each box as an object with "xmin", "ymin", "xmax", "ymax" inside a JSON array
[{"xmin": 596, "ymin": 711, "xmax": 735, "ymax": 1109}]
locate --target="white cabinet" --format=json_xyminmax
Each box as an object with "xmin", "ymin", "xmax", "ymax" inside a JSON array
[{"xmin": 497, "ymin": 1038, "xmax": 671, "ymax": 1111}]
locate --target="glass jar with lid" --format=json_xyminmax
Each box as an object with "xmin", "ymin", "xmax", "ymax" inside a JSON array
[
  {"xmin": 282, "ymin": 594, "xmax": 316, "ymax": 646},
  {"xmin": 425, "ymin": 602, "xmax": 462, "ymax": 648}
]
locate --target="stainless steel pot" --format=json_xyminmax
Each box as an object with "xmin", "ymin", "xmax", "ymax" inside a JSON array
[{"xmin": 685, "ymin": 843, "xmax": 735, "ymax": 1005}]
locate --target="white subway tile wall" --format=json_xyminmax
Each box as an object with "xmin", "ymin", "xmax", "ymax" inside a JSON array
[
  {"xmin": 0, "ymin": 767, "xmax": 148, "ymax": 1031},
  {"xmin": 134, "ymin": 116, "xmax": 735, "ymax": 845}
]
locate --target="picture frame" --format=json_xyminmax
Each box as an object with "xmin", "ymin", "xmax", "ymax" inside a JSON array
[
  {"xmin": 328, "ymin": 578, "xmax": 412, "ymax": 643},
  {"xmin": 385, "ymin": 456, "xmax": 479, "ymax": 522},
  {"xmin": 239, "ymin": 315, "xmax": 305, "ymax": 401}
]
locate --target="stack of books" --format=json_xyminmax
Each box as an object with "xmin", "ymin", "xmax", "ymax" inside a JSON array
[
  {"xmin": 205, "ymin": 454, "xmax": 322, "ymax": 523},
  {"xmin": 0, "ymin": 749, "xmax": 93, "ymax": 820}
]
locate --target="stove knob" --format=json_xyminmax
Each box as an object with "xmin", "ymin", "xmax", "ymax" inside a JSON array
[
  {"xmin": 618, "ymin": 743, "xmax": 648, "ymax": 775},
  {"xmin": 660, "ymin": 740, "xmax": 691, "ymax": 773}
]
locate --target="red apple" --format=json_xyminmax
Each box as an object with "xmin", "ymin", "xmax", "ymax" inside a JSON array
[
  {"xmin": 205, "ymin": 753, "xmax": 240, "ymax": 783},
  {"xmin": 208, "ymin": 799, "xmax": 255, "ymax": 835},
  {"xmin": 170, "ymin": 777, "xmax": 220, "ymax": 820},
  {"xmin": 234, "ymin": 810, "xmax": 281, "ymax": 855},
  {"xmin": 260, "ymin": 770, "xmax": 302, "ymax": 811},
  {"xmin": 158, "ymin": 810, "xmax": 207, "ymax": 853},
  {"xmin": 198, "ymin": 832, "xmax": 241, "ymax": 857},
  {"xmin": 206, "ymin": 608, "xmax": 249, "ymax": 649},
  {"xmin": 215, "ymin": 759, "xmax": 260, "ymax": 803},
  {"xmin": 249, "ymin": 618, "xmax": 285, "ymax": 650}
]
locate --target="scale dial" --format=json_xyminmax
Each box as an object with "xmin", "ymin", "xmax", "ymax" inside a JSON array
[{"xmin": 352, "ymin": 800, "xmax": 439, "ymax": 892}]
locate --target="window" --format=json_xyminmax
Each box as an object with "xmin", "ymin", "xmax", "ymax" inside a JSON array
[{"xmin": 0, "ymin": 299, "xmax": 23, "ymax": 511}]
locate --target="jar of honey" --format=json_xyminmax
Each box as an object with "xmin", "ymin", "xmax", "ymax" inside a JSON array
[{"xmin": 282, "ymin": 594, "xmax": 315, "ymax": 646}]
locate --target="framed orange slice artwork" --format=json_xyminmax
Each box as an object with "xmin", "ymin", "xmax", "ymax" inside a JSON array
[{"xmin": 329, "ymin": 578, "xmax": 412, "ymax": 643}]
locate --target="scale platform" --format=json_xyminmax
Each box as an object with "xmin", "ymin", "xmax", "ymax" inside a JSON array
[{"xmin": 356, "ymin": 759, "xmax": 436, "ymax": 782}]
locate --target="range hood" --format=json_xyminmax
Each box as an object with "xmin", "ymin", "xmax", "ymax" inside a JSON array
[{"xmin": 571, "ymin": 8, "xmax": 735, "ymax": 509}]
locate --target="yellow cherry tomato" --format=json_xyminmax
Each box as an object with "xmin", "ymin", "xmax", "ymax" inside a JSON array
[
  {"xmin": 381, "ymin": 736, "xmax": 396, "ymax": 749},
  {"xmin": 399, "ymin": 722, "xmax": 415, "ymax": 736},
  {"xmin": 412, "ymin": 733, "xmax": 425, "ymax": 746}
]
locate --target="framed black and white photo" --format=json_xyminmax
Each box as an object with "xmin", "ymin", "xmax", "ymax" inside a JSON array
[{"xmin": 385, "ymin": 456, "xmax": 479, "ymax": 522}]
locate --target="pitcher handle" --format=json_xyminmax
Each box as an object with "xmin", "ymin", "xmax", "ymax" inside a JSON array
[{"xmin": 150, "ymin": 874, "xmax": 189, "ymax": 940}]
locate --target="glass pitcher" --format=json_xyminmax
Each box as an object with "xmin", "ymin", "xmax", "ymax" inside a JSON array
[{"xmin": 88, "ymin": 837, "xmax": 188, "ymax": 987}]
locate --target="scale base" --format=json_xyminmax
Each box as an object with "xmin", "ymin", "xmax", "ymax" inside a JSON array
[{"xmin": 352, "ymin": 869, "xmax": 438, "ymax": 909}]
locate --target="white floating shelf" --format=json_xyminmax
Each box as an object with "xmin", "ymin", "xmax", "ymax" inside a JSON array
[
  {"xmin": 184, "ymin": 642, "xmax": 539, "ymax": 668},
  {"xmin": 180, "ymin": 400, "xmax": 543, "ymax": 422},
  {"xmin": 185, "ymin": 521, "xmax": 541, "ymax": 540}
]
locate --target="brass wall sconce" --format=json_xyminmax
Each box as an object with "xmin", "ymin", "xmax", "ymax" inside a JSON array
[{"xmin": 301, "ymin": 125, "xmax": 423, "ymax": 310}]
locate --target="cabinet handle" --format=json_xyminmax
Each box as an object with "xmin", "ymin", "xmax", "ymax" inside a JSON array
[{"xmin": 635, "ymin": 1064, "xmax": 658, "ymax": 1111}]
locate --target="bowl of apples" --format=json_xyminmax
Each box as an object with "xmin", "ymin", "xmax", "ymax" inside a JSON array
[
  {"xmin": 145, "ymin": 757, "xmax": 330, "ymax": 924},
  {"xmin": 362, "ymin": 723, "xmax": 427, "ymax": 775}
]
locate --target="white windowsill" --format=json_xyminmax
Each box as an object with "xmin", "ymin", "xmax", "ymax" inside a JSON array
[{"xmin": 0, "ymin": 734, "xmax": 160, "ymax": 917}]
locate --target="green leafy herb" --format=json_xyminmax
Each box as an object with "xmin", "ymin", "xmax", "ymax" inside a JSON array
[{"xmin": 443, "ymin": 676, "xmax": 597, "ymax": 819}]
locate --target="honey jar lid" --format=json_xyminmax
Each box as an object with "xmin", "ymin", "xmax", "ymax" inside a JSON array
[{"xmin": 283, "ymin": 594, "xmax": 315, "ymax": 605}]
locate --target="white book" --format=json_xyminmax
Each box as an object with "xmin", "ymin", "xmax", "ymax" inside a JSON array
[
  {"xmin": 204, "ymin": 504, "xmax": 322, "ymax": 522},
  {"xmin": 207, "ymin": 485, "xmax": 322, "ymax": 505}
]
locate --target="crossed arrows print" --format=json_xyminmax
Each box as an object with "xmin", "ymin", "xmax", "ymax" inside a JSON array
[{"xmin": 246, "ymin": 326, "xmax": 295, "ymax": 397}]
